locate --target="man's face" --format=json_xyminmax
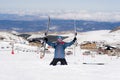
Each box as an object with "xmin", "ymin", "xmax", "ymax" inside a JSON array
[{"xmin": 57, "ymin": 38, "xmax": 63, "ymax": 42}]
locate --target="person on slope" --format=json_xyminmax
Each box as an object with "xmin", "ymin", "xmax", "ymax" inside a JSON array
[{"xmin": 44, "ymin": 36, "xmax": 77, "ymax": 66}]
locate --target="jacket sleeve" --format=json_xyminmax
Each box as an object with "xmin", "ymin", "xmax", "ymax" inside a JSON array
[
  {"xmin": 46, "ymin": 41, "xmax": 56, "ymax": 48},
  {"xmin": 64, "ymin": 40, "xmax": 75, "ymax": 48}
]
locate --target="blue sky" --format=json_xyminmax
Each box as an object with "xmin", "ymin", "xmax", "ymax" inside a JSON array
[{"xmin": 0, "ymin": 0, "xmax": 120, "ymax": 12}]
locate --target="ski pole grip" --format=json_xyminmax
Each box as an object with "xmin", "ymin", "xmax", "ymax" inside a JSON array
[
  {"xmin": 75, "ymin": 32, "xmax": 77, "ymax": 36},
  {"xmin": 45, "ymin": 32, "xmax": 47, "ymax": 36}
]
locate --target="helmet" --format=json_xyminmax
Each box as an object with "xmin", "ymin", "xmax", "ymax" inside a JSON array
[
  {"xmin": 57, "ymin": 36, "xmax": 63, "ymax": 42},
  {"xmin": 57, "ymin": 36, "xmax": 62, "ymax": 39}
]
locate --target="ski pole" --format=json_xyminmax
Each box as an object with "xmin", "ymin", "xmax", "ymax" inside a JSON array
[
  {"xmin": 40, "ymin": 16, "xmax": 50, "ymax": 59},
  {"xmin": 73, "ymin": 19, "xmax": 77, "ymax": 56}
]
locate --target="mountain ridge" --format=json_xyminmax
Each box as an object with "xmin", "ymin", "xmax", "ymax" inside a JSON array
[{"xmin": 0, "ymin": 19, "xmax": 120, "ymax": 32}]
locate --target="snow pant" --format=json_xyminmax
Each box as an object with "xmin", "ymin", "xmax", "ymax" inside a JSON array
[{"xmin": 50, "ymin": 58, "xmax": 67, "ymax": 66}]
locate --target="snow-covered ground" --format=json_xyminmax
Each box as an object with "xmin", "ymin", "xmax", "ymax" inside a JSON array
[
  {"xmin": 0, "ymin": 30, "xmax": 120, "ymax": 80},
  {"xmin": 0, "ymin": 47, "xmax": 120, "ymax": 80}
]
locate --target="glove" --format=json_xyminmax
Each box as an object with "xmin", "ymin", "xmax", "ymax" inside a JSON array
[
  {"xmin": 44, "ymin": 37, "xmax": 48, "ymax": 42},
  {"xmin": 73, "ymin": 37, "xmax": 77, "ymax": 42}
]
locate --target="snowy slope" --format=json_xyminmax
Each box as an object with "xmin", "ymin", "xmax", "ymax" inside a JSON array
[
  {"xmin": 0, "ymin": 30, "xmax": 120, "ymax": 80},
  {"xmin": 0, "ymin": 46, "xmax": 120, "ymax": 80},
  {"xmin": 0, "ymin": 31, "xmax": 28, "ymax": 44},
  {"xmin": 63, "ymin": 30, "xmax": 120, "ymax": 45}
]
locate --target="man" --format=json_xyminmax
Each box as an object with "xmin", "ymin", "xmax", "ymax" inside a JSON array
[{"xmin": 44, "ymin": 36, "xmax": 77, "ymax": 66}]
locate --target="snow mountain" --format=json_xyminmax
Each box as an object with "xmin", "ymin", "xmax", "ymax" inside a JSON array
[
  {"xmin": 0, "ymin": 20, "xmax": 120, "ymax": 32},
  {"xmin": 0, "ymin": 31, "xmax": 28, "ymax": 44}
]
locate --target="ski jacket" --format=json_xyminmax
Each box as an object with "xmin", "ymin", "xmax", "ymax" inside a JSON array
[{"xmin": 46, "ymin": 39, "xmax": 75, "ymax": 58}]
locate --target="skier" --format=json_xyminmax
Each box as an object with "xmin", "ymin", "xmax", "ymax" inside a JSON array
[{"xmin": 44, "ymin": 36, "xmax": 77, "ymax": 66}]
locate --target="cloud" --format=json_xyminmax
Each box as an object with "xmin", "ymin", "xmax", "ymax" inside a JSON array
[
  {"xmin": 1, "ymin": 9, "xmax": 120, "ymax": 22},
  {"xmin": 50, "ymin": 11, "xmax": 120, "ymax": 22}
]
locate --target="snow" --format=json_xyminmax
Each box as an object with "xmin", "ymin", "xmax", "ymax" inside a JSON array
[
  {"xmin": 0, "ymin": 31, "xmax": 28, "ymax": 44},
  {"xmin": 0, "ymin": 49, "xmax": 120, "ymax": 80},
  {"xmin": 0, "ymin": 30, "xmax": 120, "ymax": 80}
]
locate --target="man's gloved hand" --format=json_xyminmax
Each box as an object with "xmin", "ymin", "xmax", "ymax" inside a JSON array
[
  {"xmin": 73, "ymin": 37, "xmax": 77, "ymax": 42},
  {"xmin": 44, "ymin": 37, "xmax": 48, "ymax": 42}
]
